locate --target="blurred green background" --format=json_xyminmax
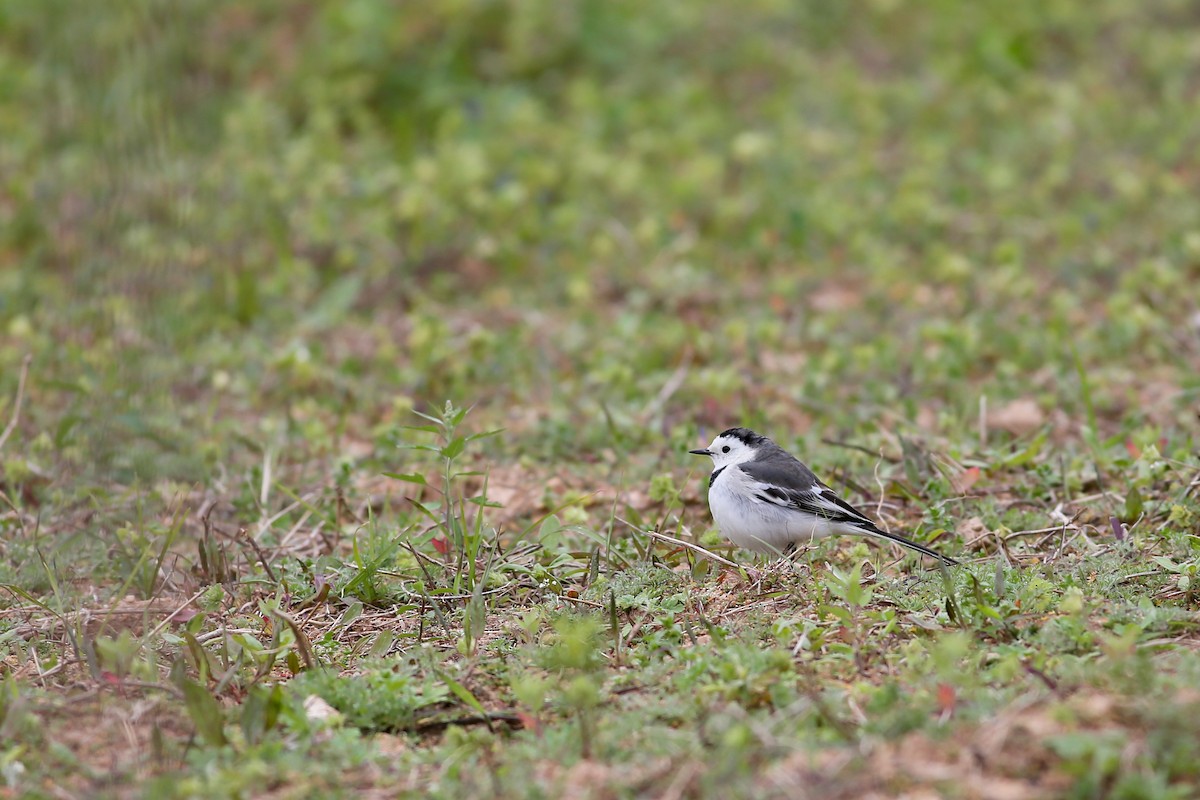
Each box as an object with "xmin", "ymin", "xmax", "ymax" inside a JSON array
[{"xmin": 3, "ymin": 0, "xmax": 1198, "ymax": 491}]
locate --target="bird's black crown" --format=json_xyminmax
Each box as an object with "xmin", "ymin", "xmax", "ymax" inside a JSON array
[{"xmin": 718, "ymin": 427, "xmax": 767, "ymax": 447}]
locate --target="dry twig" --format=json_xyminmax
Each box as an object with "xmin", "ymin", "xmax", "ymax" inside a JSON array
[
  {"xmin": 620, "ymin": 520, "xmax": 741, "ymax": 570},
  {"xmin": 0, "ymin": 354, "xmax": 32, "ymax": 454}
]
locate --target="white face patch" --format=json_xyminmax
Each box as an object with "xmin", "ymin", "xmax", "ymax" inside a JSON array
[{"xmin": 704, "ymin": 433, "xmax": 757, "ymax": 469}]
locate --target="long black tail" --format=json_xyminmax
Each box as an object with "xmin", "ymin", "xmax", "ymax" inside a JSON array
[{"xmin": 857, "ymin": 522, "xmax": 959, "ymax": 566}]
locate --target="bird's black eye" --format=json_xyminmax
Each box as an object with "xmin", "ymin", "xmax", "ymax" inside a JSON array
[{"xmin": 721, "ymin": 445, "xmax": 731, "ymax": 453}]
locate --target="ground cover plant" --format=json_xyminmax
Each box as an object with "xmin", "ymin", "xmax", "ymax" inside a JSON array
[{"xmin": 2, "ymin": 0, "xmax": 1200, "ymax": 797}]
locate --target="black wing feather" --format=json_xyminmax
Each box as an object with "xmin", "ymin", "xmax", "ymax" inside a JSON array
[{"xmin": 740, "ymin": 460, "xmax": 958, "ymax": 565}]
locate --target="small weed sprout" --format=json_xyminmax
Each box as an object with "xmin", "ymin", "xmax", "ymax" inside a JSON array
[
  {"xmin": 539, "ymin": 615, "xmax": 606, "ymax": 758},
  {"xmin": 387, "ymin": 401, "xmax": 503, "ymax": 594}
]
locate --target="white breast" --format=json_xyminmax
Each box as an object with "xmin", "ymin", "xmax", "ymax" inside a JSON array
[{"xmin": 707, "ymin": 465, "xmax": 843, "ymax": 554}]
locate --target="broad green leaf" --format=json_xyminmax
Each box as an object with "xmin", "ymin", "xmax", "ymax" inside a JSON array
[
  {"xmin": 400, "ymin": 423, "xmax": 442, "ymax": 433},
  {"xmin": 1123, "ymin": 486, "xmax": 1144, "ymax": 522},
  {"xmin": 179, "ymin": 678, "xmax": 227, "ymax": 746},
  {"xmin": 441, "ymin": 436, "xmax": 467, "ymax": 459},
  {"xmin": 369, "ymin": 630, "xmax": 395, "ymax": 659},
  {"xmin": 383, "ymin": 471, "xmax": 428, "ymax": 486}
]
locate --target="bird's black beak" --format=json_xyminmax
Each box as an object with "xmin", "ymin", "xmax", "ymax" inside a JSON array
[{"xmin": 688, "ymin": 448, "xmax": 711, "ymax": 456}]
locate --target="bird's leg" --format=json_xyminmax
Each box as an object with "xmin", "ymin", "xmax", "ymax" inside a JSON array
[
  {"xmin": 746, "ymin": 546, "xmax": 808, "ymax": 593},
  {"xmin": 779, "ymin": 541, "xmax": 811, "ymax": 578},
  {"xmin": 758, "ymin": 541, "xmax": 808, "ymax": 581}
]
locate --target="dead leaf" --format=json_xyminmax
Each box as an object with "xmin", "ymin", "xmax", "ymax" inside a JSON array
[
  {"xmin": 956, "ymin": 516, "xmax": 989, "ymax": 544},
  {"xmin": 810, "ymin": 280, "xmax": 864, "ymax": 312},
  {"xmin": 563, "ymin": 760, "xmax": 617, "ymax": 800},
  {"xmin": 989, "ymin": 399, "xmax": 1045, "ymax": 436},
  {"xmin": 951, "ymin": 467, "xmax": 982, "ymax": 494},
  {"xmin": 303, "ymin": 694, "xmax": 341, "ymax": 724},
  {"xmin": 937, "ymin": 683, "xmax": 957, "ymax": 715}
]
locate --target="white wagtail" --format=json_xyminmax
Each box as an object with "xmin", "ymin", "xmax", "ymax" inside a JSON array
[{"xmin": 690, "ymin": 427, "xmax": 958, "ymax": 565}]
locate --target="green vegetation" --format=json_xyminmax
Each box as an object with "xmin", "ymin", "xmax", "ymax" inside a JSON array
[{"xmin": 2, "ymin": 0, "xmax": 1200, "ymax": 797}]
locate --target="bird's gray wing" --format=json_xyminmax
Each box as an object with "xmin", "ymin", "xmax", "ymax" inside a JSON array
[
  {"xmin": 737, "ymin": 459, "xmax": 958, "ymax": 565},
  {"xmin": 738, "ymin": 459, "xmax": 868, "ymax": 526},
  {"xmin": 736, "ymin": 452, "xmax": 820, "ymax": 493}
]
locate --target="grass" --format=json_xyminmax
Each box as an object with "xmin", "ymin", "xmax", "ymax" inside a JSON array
[{"xmin": 2, "ymin": 0, "xmax": 1200, "ymax": 797}]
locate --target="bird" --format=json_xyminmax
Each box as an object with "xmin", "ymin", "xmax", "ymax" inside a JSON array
[{"xmin": 689, "ymin": 427, "xmax": 958, "ymax": 565}]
